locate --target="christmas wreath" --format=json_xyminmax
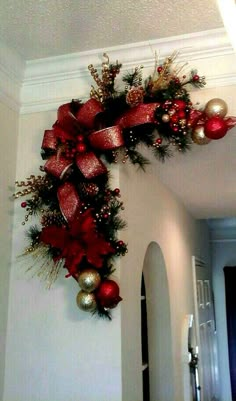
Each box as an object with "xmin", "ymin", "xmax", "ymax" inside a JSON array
[{"xmin": 14, "ymin": 52, "xmax": 236, "ymax": 319}]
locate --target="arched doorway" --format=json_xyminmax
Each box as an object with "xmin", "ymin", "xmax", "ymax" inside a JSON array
[{"xmin": 142, "ymin": 242, "xmax": 174, "ymax": 401}]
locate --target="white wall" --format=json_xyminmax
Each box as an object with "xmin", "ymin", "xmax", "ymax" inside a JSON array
[
  {"xmin": 143, "ymin": 242, "xmax": 174, "ymax": 401},
  {"xmin": 3, "ymin": 111, "xmax": 122, "ymax": 401},
  {"xmin": 4, "ymin": 31, "xmax": 232, "ymax": 400},
  {"xmin": 0, "ymin": 101, "xmax": 19, "ymax": 400},
  {"xmin": 3, "ymin": 108, "xmax": 211, "ymax": 401},
  {"xmin": 119, "ymin": 159, "xmax": 211, "ymax": 401}
]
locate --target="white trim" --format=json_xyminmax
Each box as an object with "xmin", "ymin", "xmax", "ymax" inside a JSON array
[
  {"xmin": 20, "ymin": 28, "xmax": 236, "ymax": 114},
  {"xmin": 1, "ymin": 28, "xmax": 235, "ymax": 114},
  {"xmin": 0, "ymin": 42, "xmax": 25, "ymax": 112}
]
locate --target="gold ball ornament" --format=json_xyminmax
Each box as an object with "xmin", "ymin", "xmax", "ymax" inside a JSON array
[
  {"xmin": 162, "ymin": 114, "xmax": 170, "ymax": 123},
  {"xmin": 76, "ymin": 290, "xmax": 97, "ymax": 312},
  {"xmin": 204, "ymin": 98, "xmax": 228, "ymax": 118},
  {"xmin": 78, "ymin": 268, "xmax": 101, "ymax": 292},
  {"xmin": 191, "ymin": 125, "xmax": 211, "ymax": 145}
]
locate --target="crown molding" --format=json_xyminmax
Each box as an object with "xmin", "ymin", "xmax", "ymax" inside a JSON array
[
  {"xmin": 0, "ymin": 42, "xmax": 25, "ymax": 112},
  {"xmin": 18, "ymin": 28, "xmax": 236, "ymax": 113}
]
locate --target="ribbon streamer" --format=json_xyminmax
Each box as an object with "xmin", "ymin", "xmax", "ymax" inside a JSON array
[
  {"xmin": 76, "ymin": 152, "xmax": 107, "ymax": 179},
  {"xmin": 89, "ymin": 125, "xmax": 124, "ymax": 150},
  {"xmin": 44, "ymin": 155, "xmax": 73, "ymax": 179},
  {"xmin": 115, "ymin": 103, "xmax": 160, "ymax": 128},
  {"xmin": 57, "ymin": 182, "xmax": 81, "ymax": 222},
  {"xmin": 75, "ymin": 98, "xmax": 104, "ymax": 129}
]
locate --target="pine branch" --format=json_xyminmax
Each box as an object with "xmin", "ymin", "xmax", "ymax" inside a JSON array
[
  {"xmin": 127, "ymin": 149, "xmax": 150, "ymax": 171},
  {"xmin": 177, "ymin": 134, "xmax": 192, "ymax": 153},
  {"xmin": 25, "ymin": 225, "xmax": 41, "ymax": 245},
  {"xmin": 92, "ymin": 306, "xmax": 112, "ymax": 320},
  {"xmin": 152, "ymin": 144, "xmax": 173, "ymax": 162}
]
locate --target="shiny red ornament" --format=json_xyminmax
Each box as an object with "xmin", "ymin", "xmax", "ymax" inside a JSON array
[
  {"xmin": 77, "ymin": 134, "xmax": 84, "ymax": 143},
  {"xmin": 204, "ymin": 116, "xmax": 228, "ymax": 140},
  {"xmin": 21, "ymin": 201, "xmax": 27, "ymax": 208},
  {"xmin": 113, "ymin": 188, "xmax": 120, "ymax": 196},
  {"xmin": 157, "ymin": 66, "xmax": 163, "ymax": 73},
  {"xmin": 192, "ymin": 74, "xmax": 200, "ymax": 82},
  {"xmin": 96, "ymin": 279, "xmax": 122, "ymax": 308},
  {"xmin": 156, "ymin": 138, "xmax": 162, "ymax": 145},
  {"xmin": 171, "ymin": 115, "xmax": 179, "ymax": 123},
  {"xmin": 173, "ymin": 99, "xmax": 186, "ymax": 110},
  {"xmin": 76, "ymin": 143, "xmax": 87, "ymax": 153},
  {"xmin": 177, "ymin": 110, "xmax": 186, "ymax": 119}
]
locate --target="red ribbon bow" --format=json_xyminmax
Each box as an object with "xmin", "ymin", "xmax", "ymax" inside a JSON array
[{"xmin": 42, "ymin": 99, "xmax": 125, "ymax": 221}]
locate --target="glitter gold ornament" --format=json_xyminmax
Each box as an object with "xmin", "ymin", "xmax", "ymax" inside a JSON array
[
  {"xmin": 204, "ymin": 98, "xmax": 228, "ymax": 118},
  {"xmin": 162, "ymin": 114, "xmax": 170, "ymax": 123},
  {"xmin": 76, "ymin": 290, "xmax": 97, "ymax": 312},
  {"xmin": 191, "ymin": 125, "xmax": 211, "ymax": 145},
  {"xmin": 78, "ymin": 268, "xmax": 101, "ymax": 292}
]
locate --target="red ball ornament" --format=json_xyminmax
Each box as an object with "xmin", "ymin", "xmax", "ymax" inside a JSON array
[
  {"xmin": 171, "ymin": 114, "xmax": 179, "ymax": 123},
  {"xmin": 77, "ymin": 134, "xmax": 84, "ymax": 142},
  {"xmin": 173, "ymin": 99, "xmax": 186, "ymax": 110},
  {"xmin": 177, "ymin": 110, "xmax": 186, "ymax": 119},
  {"xmin": 76, "ymin": 143, "xmax": 87, "ymax": 153},
  {"xmin": 204, "ymin": 116, "xmax": 228, "ymax": 140},
  {"xmin": 157, "ymin": 66, "xmax": 163, "ymax": 73},
  {"xmin": 192, "ymin": 74, "xmax": 200, "ymax": 82},
  {"xmin": 21, "ymin": 201, "xmax": 27, "ymax": 208},
  {"xmin": 113, "ymin": 188, "xmax": 120, "ymax": 196},
  {"xmin": 96, "ymin": 279, "xmax": 122, "ymax": 308},
  {"xmin": 156, "ymin": 138, "xmax": 162, "ymax": 145}
]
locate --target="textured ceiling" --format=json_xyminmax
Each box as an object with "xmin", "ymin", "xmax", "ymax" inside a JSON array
[{"xmin": 0, "ymin": 0, "xmax": 223, "ymax": 60}]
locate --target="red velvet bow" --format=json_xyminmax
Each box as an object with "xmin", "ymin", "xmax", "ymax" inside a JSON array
[{"xmin": 40, "ymin": 209, "xmax": 115, "ymax": 277}]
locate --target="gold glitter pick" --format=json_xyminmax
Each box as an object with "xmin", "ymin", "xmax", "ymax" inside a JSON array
[
  {"xmin": 20, "ymin": 244, "xmax": 65, "ymax": 289},
  {"xmin": 151, "ymin": 51, "xmax": 179, "ymax": 92},
  {"xmin": 88, "ymin": 53, "xmax": 121, "ymax": 103}
]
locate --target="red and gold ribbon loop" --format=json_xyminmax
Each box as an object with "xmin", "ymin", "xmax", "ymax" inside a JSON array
[
  {"xmin": 224, "ymin": 116, "xmax": 236, "ymax": 130},
  {"xmin": 42, "ymin": 130, "xmax": 58, "ymax": 150},
  {"xmin": 44, "ymin": 155, "xmax": 73, "ymax": 180},
  {"xmin": 57, "ymin": 102, "xmax": 81, "ymax": 136},
  {"xmin": 57, "ymin": 182, "xmax": 81, "ymax": 223},
  {"xmin": 75, "ymin": 98, "xmax": 104, "ymax": 129},
  {"xmin": 76, "ymin": 152, "xmax": 107, "ymax": 179},
  {"xmin": 89, "ymin": 125, "xmax": 124, "ymax": 150},
  {"xmin": 115, "ymin": 103, "xmax": 160, "ymax": 129},
  {"xmin": 41, "ymin": 125, "xmax": 74, "ymax": 152},
  {"xmin": 187, "ymin": 109, "xmax": 204, "ymax": 128}
]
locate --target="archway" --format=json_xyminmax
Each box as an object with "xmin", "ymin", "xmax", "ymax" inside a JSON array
[{"xmin": 142, "ymin": 242, "xmax": 174, "ymax": 401}]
